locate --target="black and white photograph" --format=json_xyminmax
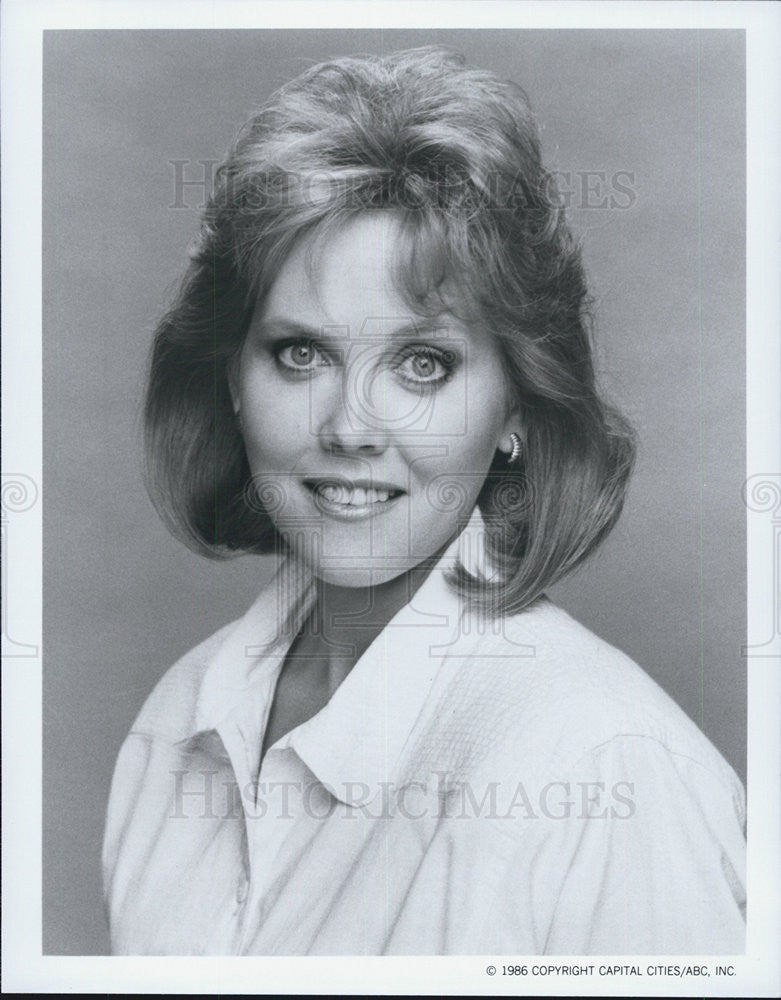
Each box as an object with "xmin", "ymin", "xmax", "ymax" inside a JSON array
[{"xmin": 2, "ymin": 0, "xmax": 780, "ymax": 995}]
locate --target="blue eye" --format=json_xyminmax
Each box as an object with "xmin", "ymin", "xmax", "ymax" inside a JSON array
[
  {"xmin": 275, "ymin": 341, "xmax": 330, "ymax": 373},
  {"xmin": 394, "ymin": 346, "xmax": 457, "ymax": 385}
]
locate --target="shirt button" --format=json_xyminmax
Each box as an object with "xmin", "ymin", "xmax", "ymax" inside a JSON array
[{"xmin": 236, "ymin": 879, "xmax": 249, "ymax": 904}]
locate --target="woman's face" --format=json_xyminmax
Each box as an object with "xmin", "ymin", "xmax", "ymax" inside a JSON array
[{"xmin": 232, "ymin": 212, "xmax": 518, "ymax": 586}]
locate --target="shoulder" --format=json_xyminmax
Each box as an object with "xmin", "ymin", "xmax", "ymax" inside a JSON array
[
  {"xmin": 428, "ymin": 597, "xmax": 741, "ymax": 798},
  {"xmin": 126, "ymin": 617, "xmax": 241, "ymax": 742}
]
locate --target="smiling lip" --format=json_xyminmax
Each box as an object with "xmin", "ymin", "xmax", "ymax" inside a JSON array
[{"xmin": 303, "ymin": 478, "xmax": 406, "ymax": 520}]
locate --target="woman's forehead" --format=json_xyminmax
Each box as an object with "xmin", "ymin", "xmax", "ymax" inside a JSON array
[{"xmin": 257, "ymin": 210, "xmax": 477, "ymax": 331}]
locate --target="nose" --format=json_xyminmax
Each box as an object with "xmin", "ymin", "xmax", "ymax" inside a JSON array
[{"xmin": 317, "ymin": 361, "xmax": 390, "ymax": 456}]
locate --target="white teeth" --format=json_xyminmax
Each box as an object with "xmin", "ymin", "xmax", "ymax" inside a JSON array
[{"xmin": 314, "ymin": 484, "xmax": 397, "ymax": 506}]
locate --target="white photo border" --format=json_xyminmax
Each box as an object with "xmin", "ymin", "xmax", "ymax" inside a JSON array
[{"xmin": 2, "ymin": 0, "xmax": 779, "ymax": 995}]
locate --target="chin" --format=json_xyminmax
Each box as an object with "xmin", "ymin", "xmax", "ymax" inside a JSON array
[{"xmin": 309, "ymin": 560, "xmax": 413, "ymax": 589}]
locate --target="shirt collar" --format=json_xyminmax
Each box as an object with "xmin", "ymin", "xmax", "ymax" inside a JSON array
[
  {"xmin": 192, "ymin": 554, "xmax": 314, "ymax": 735},
  {"xmin": 189, "ymin": 506, "xmax": 494, "ymax": 803}
]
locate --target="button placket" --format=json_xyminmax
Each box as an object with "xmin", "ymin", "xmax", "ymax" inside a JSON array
[{"xmin": 234, "ymin": 748, "xmax": 316, "ymax": 952}]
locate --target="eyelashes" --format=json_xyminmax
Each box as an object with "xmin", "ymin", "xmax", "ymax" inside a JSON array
[
  {"xmin": 275, "ymin": 341, "xmax": 331, "ymax": 372},
  {"xmin": 392, "ymin": 345, "xmax": 457, "ymax": 385},
  {"xmin": 273, "ymin": 338, "xmax": 459, "ymax": 387}
]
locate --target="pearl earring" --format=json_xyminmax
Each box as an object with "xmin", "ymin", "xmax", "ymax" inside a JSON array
[{"xmin": 508, "ymin": 431, "xmax": 522, "ymax": 464}]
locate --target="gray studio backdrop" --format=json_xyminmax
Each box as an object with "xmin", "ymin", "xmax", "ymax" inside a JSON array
[{"xmin": 43, "ymin": 29, "xmax": 746, "ymax": 955}]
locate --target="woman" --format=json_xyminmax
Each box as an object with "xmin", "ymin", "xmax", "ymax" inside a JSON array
[{"xmin": 103, "ymin": 47, "xmax": 746, "ymax": 955}]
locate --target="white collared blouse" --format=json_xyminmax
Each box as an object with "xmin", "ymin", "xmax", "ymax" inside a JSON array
[{"xmin": 103, "ymin": 514, "xmax": 746, "ymax": 955}]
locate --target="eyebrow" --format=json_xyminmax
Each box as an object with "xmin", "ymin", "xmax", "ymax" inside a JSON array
[{"xmin": 254, "ymin": 316, "xmax": 460, "ymax": 342}]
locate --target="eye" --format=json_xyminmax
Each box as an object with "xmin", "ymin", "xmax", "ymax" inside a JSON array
[
  {"xmin": 394, "ymin": 346, "xmax": 457, "ymax": 386},
  {"xmin": 275, "ymin": 340, "xmax": 330, "ymax": 373}
]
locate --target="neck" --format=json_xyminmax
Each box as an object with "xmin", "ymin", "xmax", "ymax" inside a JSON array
[{"xmin": 309, "ymin": 537, "xmax": 455, "ymax": 663}]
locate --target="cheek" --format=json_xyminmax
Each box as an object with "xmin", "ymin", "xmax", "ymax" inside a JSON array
[
  {"xmin": 448, "ymin": 374, "xmax": 507, "ymax": 465},
  {"xmin": 239, "ymin": 371, "xmax": 310, "ymax": 463},
  {"xmin": 409, "ymin": 423, "xmax": 501, "ymax": 525},
  {"xmin": 408, "ymin": 373, "xmax": 506, "ymax": 500}
]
